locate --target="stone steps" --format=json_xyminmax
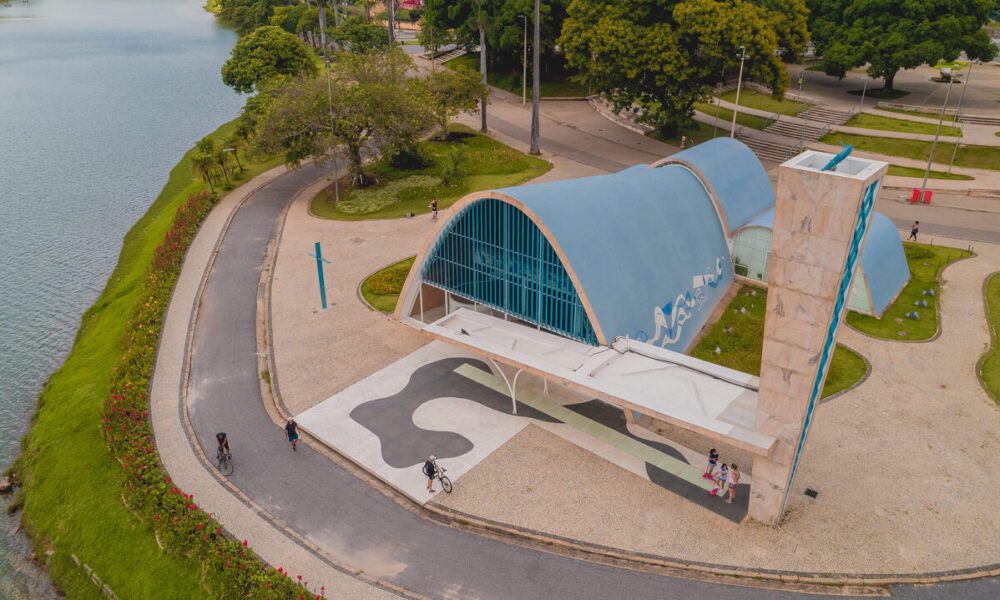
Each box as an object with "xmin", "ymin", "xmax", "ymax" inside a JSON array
[
  {"xmin": 736, "ymin": 135, "xmax": 798, "ymax": 163},
  {"xmin": 959, "ymin": 114, "xmax": 1000, "ymax": 126},
  {"xmin": 764, "ymin": 120, "xmax": 828, "ymax": 141},
  {"xmin": 798, "ymin": 105, "xmax": 853, "ymax": 125}
]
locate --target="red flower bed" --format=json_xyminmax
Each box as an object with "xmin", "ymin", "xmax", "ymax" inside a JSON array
[{"xmin": 102, "ymin": 191, "xmax": 318, "ymax": 598}]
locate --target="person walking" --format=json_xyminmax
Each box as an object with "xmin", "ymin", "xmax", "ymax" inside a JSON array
[
  {"xmin": 703, "ymin": 448, "xmax": 719, "ymax": 479},
  {"xmin": 726, "ymin": 464, "xmax": 740, "ymax": 504},
  {"xmin": 423, "ymin": 455, "xmax": 439, "ymax": 493},
  {"xmin": 429, "ymin": 199, "xmax": 439, "ymax": 221},
  {"xmin": 285, "ymin": 418, "xmax": 299, "ymax": 452},
  {"xmin": 909, "ymin": 221, "xmax": 919, "ymax": 241},
  {"xmin": 710, "ymin": 463, "xmax": 729, "ymax": 497}
]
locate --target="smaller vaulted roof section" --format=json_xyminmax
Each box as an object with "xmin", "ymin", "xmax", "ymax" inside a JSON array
[
  {"xmin": 859, "ymin": 212, "xmax": 911, "ymax": 316},
  {"xmin": 656, "ymin": 138, "xmax": 775, "ymax": 234},
  {"xmin": 493, "ymin": 159, "xmax": 733, "ymax": 351}
]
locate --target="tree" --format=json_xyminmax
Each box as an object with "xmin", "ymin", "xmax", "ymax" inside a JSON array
[
  {"xmin": 219, "ymin": 0, "xmax": 284, "ymax": 34},
  {"xmin": 331, "ymin": 16, "xmax": 387, "ymax": 53},
  {"xmin": 424, "ymin": 66, "xmax": 487, "ymax": 138},
  {"xmin": 560, "ymin": 0, "xmax": 789, "ymax": 136},
  {"xmin": 809, "ymin": 0, "xmax": 997, "ymax": 91},
  {"xmin": 191, "ymin": 154, "xmax": 217, "ymax": 193},
  {"xmin": 253, "ymin": 48, "xmax": 433, "ymax": 184},
  {"xmin": 225, "ymin": 135, "xmax": 245, "ymax": 172},
  {"xmin": 757, "ymin": 0, "xmax": 809, "ymax": 62},
  {"xmin": 221, "ymin": 25, "xmax": 318, "ymax": 94}
]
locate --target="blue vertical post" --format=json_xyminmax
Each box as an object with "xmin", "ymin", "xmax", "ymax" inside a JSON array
[{"xmin": 309, "ymin": 241, "xmax": 332, "ymax": 310}]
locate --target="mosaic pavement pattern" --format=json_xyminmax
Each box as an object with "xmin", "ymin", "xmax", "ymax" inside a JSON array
[{"xmin": 298, "ymin": 342, "xmax": 748, "ymax": 521}]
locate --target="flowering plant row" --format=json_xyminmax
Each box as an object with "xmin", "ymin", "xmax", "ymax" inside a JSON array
[{"xmin": 102, "ymin": 191, "xmax": 321, "ymax": 599}]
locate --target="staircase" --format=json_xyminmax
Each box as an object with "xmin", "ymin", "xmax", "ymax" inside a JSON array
[
  {"xmin": 736, "ymin": 134, "xmax": 799, "ymax": 163},
  {"xmin": 763, "ymin": 119, "xmax": 828, "ymax": 142},
  {"xmin": 959, "ymin": 113, "xmax": 1000, "ymax": 127},
  {"xmin": 797, "ymin": 105, "xmax": 853, "ymax": 126},
  {"xmin": 429, "ymin": 46, "xmax": 466, "ymax": 62}
]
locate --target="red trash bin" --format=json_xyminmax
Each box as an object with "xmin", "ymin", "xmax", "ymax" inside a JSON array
[
  {"xmin": 910, "ymin": 188, "xmax": 922, "ymax": 203},
  {"xmin": 923, "ymin": 190, "xmax": 933, "ymax": 204}
]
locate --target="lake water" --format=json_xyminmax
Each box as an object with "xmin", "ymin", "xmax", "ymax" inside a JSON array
[{"xmin": 0, "ymin": 0, "xmax": 244, "ymax": 596}]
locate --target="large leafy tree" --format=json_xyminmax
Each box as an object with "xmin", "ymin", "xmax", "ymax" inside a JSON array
[
  {"xmin": 331, "ymin": 16, "xmax": 388, "ymax": 53},
  {"xmin": 252, "ymin": 48, "xmax": 433, "ymax": 184},
  {"xmin": 561, "ymin": 0, "xmax": 789, "ymax": 135},
  {"xmin": 219, "ymin": 0, "xmax": 284, "ymax": 33},
  {"xmin": 424, "ymin": 66, "xmax": 488, "ymax": 138},
  {"xmin": 221, "ymin": 25, "xmax": 318, "ymax": 94},
  {"xmin": 809, "ymin": 0, "xmax": 998, "ymax": 91}
]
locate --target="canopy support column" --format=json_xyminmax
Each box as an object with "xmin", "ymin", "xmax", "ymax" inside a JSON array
[{"xmin": 489, "ymin": 358, "xmax": 522, "ymax": 415}]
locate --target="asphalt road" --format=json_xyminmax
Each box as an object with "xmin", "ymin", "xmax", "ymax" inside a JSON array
[{"xmin": 183, "ymin": 125, "xmax": 999, "ymax": 599}]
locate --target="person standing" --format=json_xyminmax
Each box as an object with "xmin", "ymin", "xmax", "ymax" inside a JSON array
[
  {"xmin": 423, "ymin": 455, "xmax": 439, "ymax": 492},
  {"xmin": 909, "ymin": 221, "xmax": 919, "ymax": 241},
  {"xmin": 727, "ymin": 464, "xmax": 740, "ymax": 504},
  {"xmin": 285, "ymin": 418, "xmax": 299, "ymax": 452},
  {"xmin": 429, "ymin": 199, "xmax": 439, "ymax": 221},
  {"xmin": 704, "ymin": 448, "xmax": 719, "ymax": 479},
  {"xmin": 710, "ymin": 463, "xmax": 729, "ymax": 497}
]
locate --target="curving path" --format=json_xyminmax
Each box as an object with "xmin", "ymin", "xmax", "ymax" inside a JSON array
[{"xmin": 163, "ymin": 157, "xmax": 1000, "ymax": 599}]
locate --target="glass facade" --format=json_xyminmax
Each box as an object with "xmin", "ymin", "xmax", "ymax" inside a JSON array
[
  {"xmin": 422, "ymin": 198, "xmax": 599, "ymax": 345},
  {"xmin": 731, "ymin": 228, "xmax": 772, "ymax": 282}
]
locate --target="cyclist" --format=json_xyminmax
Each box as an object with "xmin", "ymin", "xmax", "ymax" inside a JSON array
[
  {"xmin": 423, "ymin": 455, "xmax": 438, "ymax": 493},
  {"xmin": 216, "ymin": 432, "xmax": 231, "ymax": 460}
]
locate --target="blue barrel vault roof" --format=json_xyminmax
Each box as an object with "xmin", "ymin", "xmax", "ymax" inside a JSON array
[
  {"xmin": 859, "ymin": 212, "xmax": 910, "ymax": 316},
  {"xmin": 734, "ymin": 208, "xmax": 909, "ymax": 317},
  {"xmin": 658, "ymin": 138, "xmax": 775, "ymax": 233},
  {"xmin": 493, "ymin": 162, "xmax": 733, "ymax": 351}
]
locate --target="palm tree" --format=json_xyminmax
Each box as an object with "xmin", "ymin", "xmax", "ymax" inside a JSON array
[
  {"xmin": 191, "ymin": 155, "xmax": 216, "ymax": 193},
  {"xmin": 214, "ymin": 148, "xmax": 232, "ymax": 186},
  {"xmin": 224, "ymin": 135, "xmax": 244, "ymax": 173},
  {"xmin": 196, "ymin": 137, "xmax": 215, "ymax": 156}
]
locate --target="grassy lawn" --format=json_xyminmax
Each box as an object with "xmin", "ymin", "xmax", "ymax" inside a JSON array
[
  {"xmin": 819, "ymin": 132, "xmax": 1000, "ymax": 171},
  {"xmin": 361, "ymin": 256, "xmax": 415, "ymax": 312},
  {"xmin": 310, "ymin": 124, "xmax": 551, "ymax": 220},
  {"xmin": 720, "ymin": 88, "xmax": 810, "ymax": 116},
  {"xmin": 844, "ymin": 112, "xmax": 962, "ymax": 137},
  {"xmin": 979, "ymin": 272, "xmax": 1000, "ymax": 405},
  {"xmin": 13, "ymin": 119, "xmax": 282, "ymax": 599},
  {"xmin": 881, "ymin": 106, "xmax": 957, "ymax": 122},
  {"xmin": 690, "ymin": 286, "xmax": 866, "ymax": 399},
  {"xmin": 694, "ymin": 101, "xmax": 772, "ymax": 130},
  {"xmin": 886, "ymin": 164, "xmax": 974, "ymax": 180},
  {"xmin": 445, "ymin": 54, "xmax": 589, "ymax": 98},
  {"xmin": 846, "ymin": 242, "xmax": 972, "ymax": 341}
]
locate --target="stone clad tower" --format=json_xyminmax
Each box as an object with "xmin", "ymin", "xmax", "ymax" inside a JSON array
[{"xmin": 750, "ymin": 150, "xmax": 888, "ymax": 525}]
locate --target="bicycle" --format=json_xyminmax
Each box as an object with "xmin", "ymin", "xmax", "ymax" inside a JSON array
[
  {"xmin": 216, "ymin": 447, "xmax": 234, "ymax": 476},
  {"xmin": 435, "ymin": 466, "xmax": 452, "ymax": 494}
]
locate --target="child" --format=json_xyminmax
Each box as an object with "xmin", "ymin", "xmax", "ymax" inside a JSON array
[
  {"xmin": 727, "ymin": 464, "xmax": 740, "ymax": 504},
  {"xmin": 704, "ymin": 448, "xmax": 719, "ymax": 479},
  {"xmin": 710, "ymin": 463, "xmax": 729, "ymax": 497}
]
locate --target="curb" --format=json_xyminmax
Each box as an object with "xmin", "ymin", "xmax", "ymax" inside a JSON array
[
  {"xmin": 818, "ymin": 343, "xmax": 873, "ymax": 404},
  {"xmin": 976, "ymin": 271, "xmax": 1000, "ymax": 405},
  {"xmin": 258, "ymin": 185, "xmax": 1000, "ymax": 591}
]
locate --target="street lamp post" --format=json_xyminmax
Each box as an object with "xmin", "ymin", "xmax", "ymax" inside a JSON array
[
  {"xmin": 730, "ymin": 45, "xmax": 747, "ymax": 139},
  {"xmin": 948, "ymin": 60, "xmax": 976, "ymax": 174},
  {"xmin": 920, "ymin": 75, "xmax": 956, "ymax": 200},
  {"xmin": 796, "ymin": 72, "xmax": 807, "ymax": 152},
  {"xmin": 858, "ymin": 73, "xmax": 868, "ymax": 113},
  {"xmin": 518, "ymin": 15, "xmax": 527, "ymax": 105},
  {"xmin": 529, "ymin": 0, "xmax": 540, "ymax": 155}
]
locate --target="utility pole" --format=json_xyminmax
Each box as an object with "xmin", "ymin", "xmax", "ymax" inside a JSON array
[
  {"xmin": 920, "ymin": 76, "xmax": 955, "ymax": 199},
  {"xmin": 948, "ymin": 61, "xmax": 976, "ymax": 174},
  {"xmin": 529, "ymin": 0, "xmax": 540, "ymax": 155},
  {"xmin": 333, "ymin": 0, "xmax": 339, "ymax": 28},
  {"xmin": 387, "ymin": 0, "xmax": 395, "ymax": 45},
  {"xmin": 318, "ymin": 7, "xmax": 340, "ymax": 202},
  {"xmin": 730, "ymin": 45, "xmax": 746, "ymax": 139},
  {"xmin": 518, "ymin": 14, "xmax": 527, "ymax": 105},
  {"xmin": 713, "ymin": 65, "xmax": 724, "ymax": 139},
  {"xmin": 478, "ymin": 1, "xmax": 488, "ymax": 133}
]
